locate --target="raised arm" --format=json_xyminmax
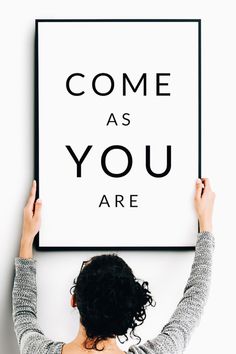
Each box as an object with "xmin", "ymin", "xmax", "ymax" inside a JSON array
[
  {"xmin": 12, "ymin": 180, "xmax": 64, "ymax": 352},
  {"xmin": 134, "ymin": 178, "xmax": 216, "ymax": 354}
]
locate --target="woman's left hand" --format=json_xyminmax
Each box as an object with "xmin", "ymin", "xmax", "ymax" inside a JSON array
[{"xmin": 19, "ymin": 180, "xmax": 42, "ymax": 258}]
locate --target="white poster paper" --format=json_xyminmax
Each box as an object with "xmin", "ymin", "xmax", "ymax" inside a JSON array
[{"xmin": 35, "ymin": 20, "xmax": 200, "ymax": 249}]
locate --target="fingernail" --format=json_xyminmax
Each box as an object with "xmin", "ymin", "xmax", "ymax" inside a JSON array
[
  {"xmin": 196, "ymin": 178, "xmax": 202, "ymax": 184},
  {"xmin": 37, "ymin": 198, "xmax": 42, "ymax": 203}
]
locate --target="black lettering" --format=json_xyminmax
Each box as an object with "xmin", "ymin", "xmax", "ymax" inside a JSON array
[
  {"xmin": 146, "ymin": 145, "xmax": 171, "ymax": 177},
  {"xmin": 101, "ymin": 145, "xmax": 132, "ymax": 177},
  {"xmin": 65, "ymin": 145, "xmax": 92, "ymax": 177}
]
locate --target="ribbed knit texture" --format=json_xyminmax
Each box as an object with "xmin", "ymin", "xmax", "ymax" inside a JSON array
[{"xmin": 12, "ymin": 231, "xmax": 215, "ymax": 354}]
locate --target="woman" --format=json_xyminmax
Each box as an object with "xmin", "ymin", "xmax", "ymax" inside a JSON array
[{"xmin": 12, "ymin": 178, "xmax": 215, "ymax": 354}]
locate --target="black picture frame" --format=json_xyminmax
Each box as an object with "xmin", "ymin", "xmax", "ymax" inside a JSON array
[{"xmin": 34, "ymin": 19, "xmax": 201, "ymax": 251}]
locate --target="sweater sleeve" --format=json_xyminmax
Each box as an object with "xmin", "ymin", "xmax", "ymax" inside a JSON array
[
  {"xmin": 12, "ymin": 257, "xmax": 65, "ymax": 354},
  {"xmin": 130, "ymin": 231, "xmax": 215, "ymax": 354}
]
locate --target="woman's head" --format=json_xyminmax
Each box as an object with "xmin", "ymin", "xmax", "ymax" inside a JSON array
[{"xmin": 70, "ymin": 253, "xmax": 156, "ymax": 351}]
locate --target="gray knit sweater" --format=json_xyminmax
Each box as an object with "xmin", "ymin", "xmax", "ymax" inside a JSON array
[{"xmin": 12, "ymin": 231, "xmax": 215, "ymax": 354}]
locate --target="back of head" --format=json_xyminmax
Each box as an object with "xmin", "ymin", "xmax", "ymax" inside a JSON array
[{"xmin": 70, "ymin": 253, "xmax": 156, "ymax": 351}]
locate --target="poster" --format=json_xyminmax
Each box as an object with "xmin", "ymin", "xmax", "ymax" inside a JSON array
[{"xmin": 35, "ymin": 19, "xmax": 201, "ymax": 249}]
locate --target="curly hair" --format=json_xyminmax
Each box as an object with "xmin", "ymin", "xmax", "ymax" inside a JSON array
[{"xmin": 70, "ymin": 253, "xmax": 156, "ymax": 351}]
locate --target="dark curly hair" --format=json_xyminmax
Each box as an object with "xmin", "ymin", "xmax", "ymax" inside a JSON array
[{"xmin": 70, "ymin": 253, "xmax": 156, "ymax": 351}]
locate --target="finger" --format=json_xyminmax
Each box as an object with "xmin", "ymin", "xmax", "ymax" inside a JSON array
[
  {"xmin": 25, "ymin": 180, "xmax": 37, "ymax": 209},
  {"xmin": 195, "ymin": 178, "xmax": 203, "ymax": 199},
  {"xmin": 33, "ymin": 198, "xmax": 42, "ymax": 219}
]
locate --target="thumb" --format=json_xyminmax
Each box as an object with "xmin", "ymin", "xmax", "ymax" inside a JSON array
[
  {"xmin": 195, "ymin": 178, "xmax": 203, "ymax": 199},
  {"xmin": 34, "ymin": 199, "xmax": 42, "ymax": 219}
]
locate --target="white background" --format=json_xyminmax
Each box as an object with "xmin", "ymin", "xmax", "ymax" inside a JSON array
[
  {"xmin": 0, "ymin": 1, "xmax": 235, "ymax": 353},
  {"xmin": 38, "ymin": 21, "xmax": 198, "ymax": 247}
]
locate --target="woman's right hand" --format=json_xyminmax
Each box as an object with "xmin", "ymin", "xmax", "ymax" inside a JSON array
[{"xmin": 194, "ymin": 178, "xmax": 216, "ymax": 233}]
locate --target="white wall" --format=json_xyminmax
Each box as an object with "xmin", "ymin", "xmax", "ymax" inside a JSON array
[{"xmin": 1, "ymin": 1, "xmax": 235, "ymax": 353}]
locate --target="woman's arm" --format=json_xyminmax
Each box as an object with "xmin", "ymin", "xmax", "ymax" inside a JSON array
[
  {"xmin": 12, "ymin": 180, "xmax": 42, "ymax": 349},
  {"xmin": 135, "ymin": 178, "xmax": 216, "ymax": 354},
  {"xmin": 12, "ymin": 180, "xmax": 64, "ymax": 352}
]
